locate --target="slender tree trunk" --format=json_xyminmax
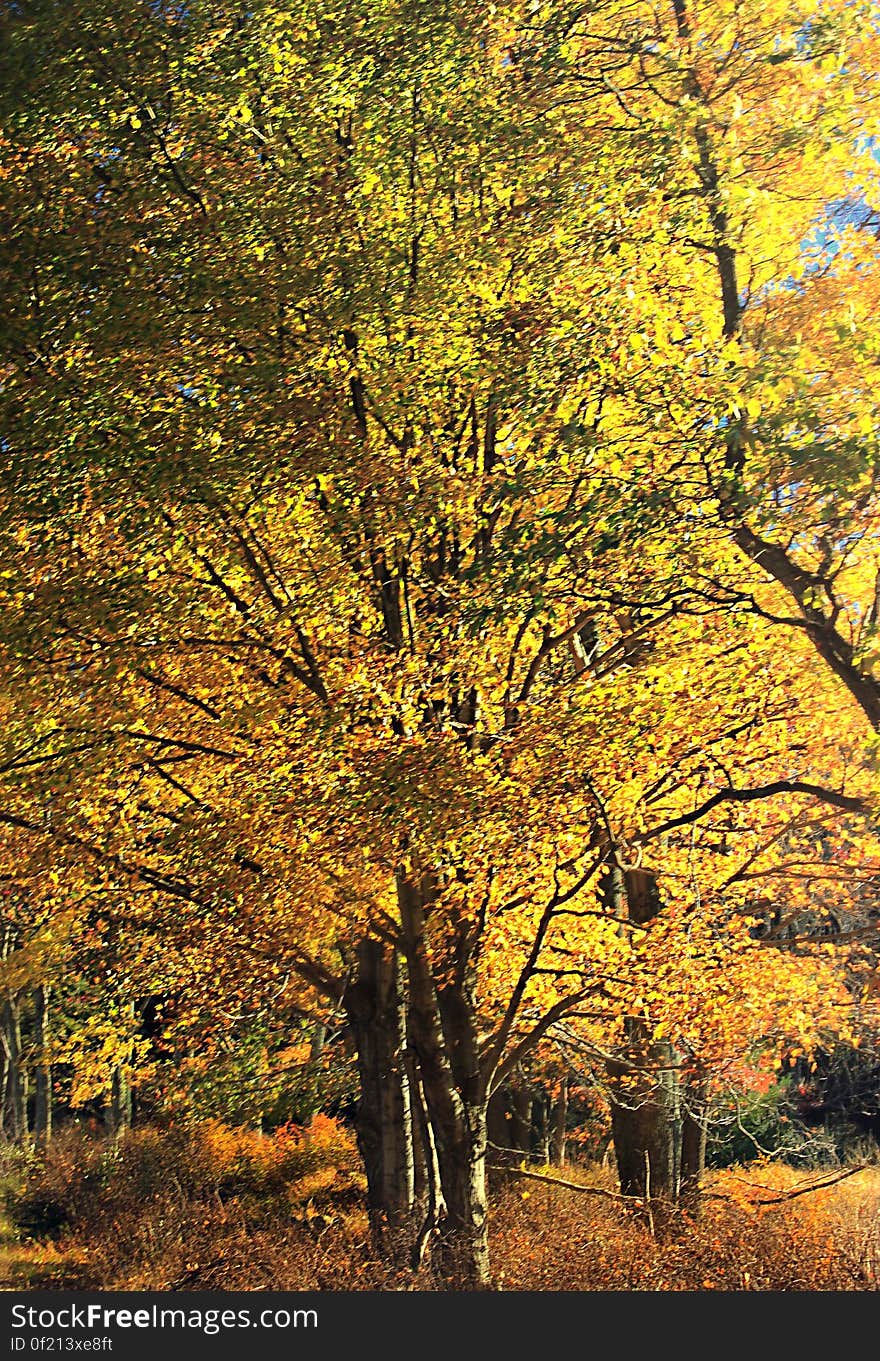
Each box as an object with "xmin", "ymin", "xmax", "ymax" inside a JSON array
[
  {"xmin": 486, "ymin": 1083, "xmax": 521, "ymax": 1196},
  {"xmin": 487, "ymin": 1085, "xmax": 509, "ymax": 1154},
  {"xmin": 550, "ymin": 1074, "xmax": 568, "ymax": 1168},
  {"xmin": 303, "ymin": 1020, "xmax": 326, "ymax": 1124},
  {"xmin": 108, "ymin": 1065, "xmax": 132, "ymax": 1137},
  {"xmin": 680, "ymin": 1070, "xmax": 708, "ymax": 1212},
  {"xmin": 531, "ymin": 1090, "xmax": 550, "ymax": 1164},
  {"xmin": 1, "ymin": 996, "xmax": 27, "ymax": 1143},
  {"xmin": 487, "ymin": 1084, "xmax": 515, "ymax": 1165},
  {"xmin": 0, "ymin": 925, "xmax": 27, "ymax": 1144},
  {"xmin": 346, "ymin": 952, "xmax": 383, "ymax": 1236},
  {"xmin": 107, "ymin": 1002, "xmax": 135, "ymax": 1138},
  {"xmin": 0, "ymin": 1049, "xmax": 7, "ymax": 1135},
  {"xmin": 407, "ymin": 1052, "xmax": 443, "ymax": 1268},
  {"xmin": 509, "ymin": 1069, "xmax": 532, "ymax": 1156},
  {"xmin": 33, "ymin": 984, "xmax": 52, "ymax": 1147}
]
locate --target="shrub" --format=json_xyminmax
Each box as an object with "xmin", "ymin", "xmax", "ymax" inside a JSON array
[{"xmin": 9, "ymin": 1116, "xmax": 360, "ymax": 1245}]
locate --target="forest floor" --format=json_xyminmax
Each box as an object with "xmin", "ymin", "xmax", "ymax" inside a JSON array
[{"xmin": 1, "ymin": 1120, "xmax": 878, "ymax": 1292}]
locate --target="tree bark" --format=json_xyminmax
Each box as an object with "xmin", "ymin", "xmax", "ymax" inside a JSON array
[
  {"xmin": 407, "ymin": 1051, "xmax": 443, "ymax": 1268},
  {"xmin": 302, "ymin": 1020, "xmax": 326, "ymax": 1124},
  {"xmin": 509, "ymin": 1069, "xmax": 532, "ymax": 1156},
  {"xmin": 108, "ymin": 1064, "xmax": 132, "ymax": 1137},
  {"xmin": 397, "ymin": 867, "xmax": 490, "ymax": 1287},
  {"xmin": 106, "ymin": 1001, "xmax": 135, "ymax": 1138},
  {"xmin": 550, "ymin": 1074, "xmax": 568, "ymax": 1168},
  {"xmin": 0, "ymin": 925, "xmax": 27, "ymax": 1144},
  {"xmin": 345, "ymin": 938, "xmax": 416, "ymax": 1260},
  {"xmin": 531, "ymin": 1089, "xmax": 550, "ymax": 1164},
  {"xmin": 680, "ymin": 1070, "xmax": 708, "ymax": 1211},
  {"xmin": 486, "ymin": 1083, "xmax": 521, "ymax": 1195},
  {"xmin": 608, "ymin": 1025, "xmax": 681, "ymax": 1215},
  {"xmin": 33, "ymin": 984, "xmax": 52, "ymax": 1147},
  {"xmin": 487, "ymin": 1084, "xmax": 511, "ymax": 1157},
  {"xmin": 604, "ymin": 860, "xmax": 704, "ymax": 1223},
  {"xmin": 1, "ymin": 995, "xmax": 27, "ymax": 1143}
]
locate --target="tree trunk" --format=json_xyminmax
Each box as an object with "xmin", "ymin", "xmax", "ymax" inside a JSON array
[
  {"xmin": 550, "ymin": 1074, "xmax": 568, "ymax": 1168},
  {"xmin": 487, "ymin": 1084, "xmax": 511, "ymax": 1155},
  {"xmin": 509, "ymin": 1069, "xmax": 532, "ymax": 1156},
  {"xmin": 680, "ymin": 1070, "xmax": 708, "ymax": 1212},
  {"xmin": 607, "ymin": 1023, "xmax": 682, "ymax": 1230},
  {"xmin": 604, "ymin": 859, "xmax": 709, "ymax": 1222},
  {"xmin": 397, "ymin": 868, "xmax": 490, "ymax": 1287},
  {"xmin": 345, "ymin": 938, "xmax": 416, "ymax": 1260},
  {"xmin": 531, "ymin": 1090, "xmax": 550, "ymax": 1164},
  {"xmin": 407, "ymin": 1051, "xmax": 443, "ymax": 1268},
  {"xmin": 108, "ymin": 1064, "xmax": 132, "ymax": 1137},
  {"xmin": 303, "ymin": 1020, "xmax": 326, "ymax": 1124},
  {"xmin": 33, "ymin": 984, "xmax": 52, "ymax": 1147},
  {"xmin": 378, "ymin": 957, "xmax": 415, "ymax": 1244},
  {"xmin": 0, "ymin": 926, "xmax": 27, "ymax": 1144},
  {"xmin": 106, "ymin": 1001, "xmax": 135, "ymax": 1138},
  {"xmin": 486, "ymin": 1083, "xmax": 521, "ymax": 1195},
  {"xmin": 432, "ymin": 1104, "xmax": 489, "ymax": 1286},
  {"xmin": 1, "ymin": 996, "xmax": 27, "ymax": 1143}
]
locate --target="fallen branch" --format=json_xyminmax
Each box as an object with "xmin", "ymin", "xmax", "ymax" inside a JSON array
[
  {"xmin": 489, "ymin": 1163, "xmax": 641, "ymax": 1203},
  {"xmin": 725, "ymin": 1164, "xmax": 872, "ymax": 1207},
  {"xmin": 492, "ymin": 1159, "xmax": 875, "ymax": 1212}
]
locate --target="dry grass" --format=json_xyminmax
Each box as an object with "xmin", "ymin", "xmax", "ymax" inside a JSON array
[
  {"xmin": 1, "ymin": 1118, "xmax": 381, "ymax": 1291},
  {"xmin": 2, "ymin": 1124, "xmax": 878, "ymax": 1291},
  {"xmin": 490, "ymin": 1161, "xmax": 880, "ymax": 1291}
]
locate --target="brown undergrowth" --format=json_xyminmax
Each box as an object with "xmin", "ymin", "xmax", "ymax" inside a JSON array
[
  {"xmin": 490, "ymin": 1162, "xmax": 880, "ymax": 1290},
  {"xmin": 2, "ymin": 1124, "xmax": 878, "ymax": 1291}
]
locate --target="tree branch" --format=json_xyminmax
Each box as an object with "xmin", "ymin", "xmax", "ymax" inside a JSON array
[{"xmin": 636, "ymin": 782, "xmax": 866, "ymax": 843}]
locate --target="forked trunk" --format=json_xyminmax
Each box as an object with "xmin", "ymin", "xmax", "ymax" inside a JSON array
[{"xmin": 397, "ymin": 868, "xmax": 490, "ymax": 1288}]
